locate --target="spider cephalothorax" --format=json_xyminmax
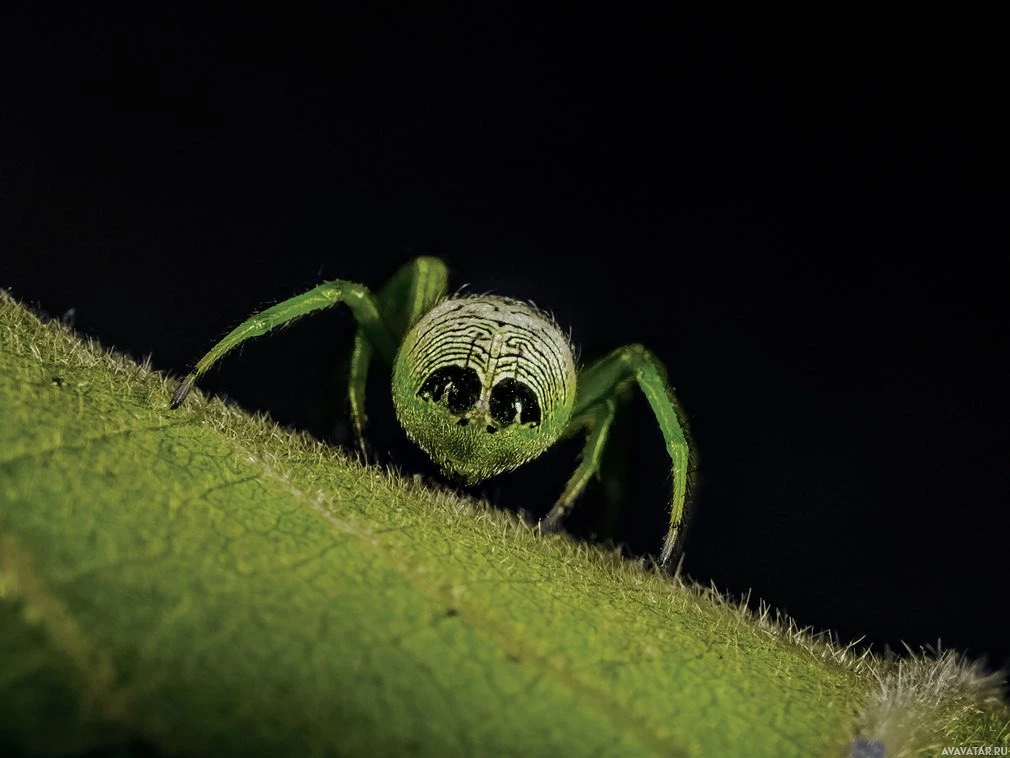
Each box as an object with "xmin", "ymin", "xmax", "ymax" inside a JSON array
[
  {"xmin": 171, "ymin": 257, "xmax": 695, "ymax": 565},
  {"xmin": 393, "ymin": 295, "xmax": 576, "ymax": 483}
]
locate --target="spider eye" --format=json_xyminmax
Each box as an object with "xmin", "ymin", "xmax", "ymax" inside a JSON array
[
  {"xmin": 489, "ymin": 378, "xmax": 541, "ymax": 427},
  {"xmin": 418, "ymin": 366, "xmax": 481, "ymax": 414}
]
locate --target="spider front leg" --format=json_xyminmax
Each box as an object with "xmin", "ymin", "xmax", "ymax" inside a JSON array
[
  {"xmin": 170, "ymin": 279, "xmax": 397, "ymax": 409},
  {"xmin": 539, "ymin": 397, "xmax": 618, "ymax": 533},
  {"xmin": 170, "ymin": 258, "xmax": 448, "ymax": 453},
  {"xmin": 540, "ymin": 344, "xmax": 695, "ymax": 568}
]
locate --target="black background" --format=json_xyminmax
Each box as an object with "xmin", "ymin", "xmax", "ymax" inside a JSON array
[{"xmin": 3, "ymin": 6, "xmax": 1007, "ymax": 682}]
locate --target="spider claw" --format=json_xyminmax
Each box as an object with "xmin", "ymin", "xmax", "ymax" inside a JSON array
[
  {"xmin": 170, "ymin": 375, "xmax": 196, "ymax": 409},
  {"xmin": 658, "ymin": 534, "xmax": 679, "ymax": 569},
  {"xmin": 355, "ymin": 437, "xmax": 371, "ymax": 462},
  {"xmin": 538, "ymin": 510, "xmax": 564, "ymax": 535}
]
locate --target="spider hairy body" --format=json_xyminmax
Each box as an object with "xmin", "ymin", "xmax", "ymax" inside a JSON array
[
  {"xmin": 394, "ymin": 296, "xmax": 576, "ymax": 483},
  {"xmin": 170, "ymin": 257, "xmax": 696, "ymax": 565}
]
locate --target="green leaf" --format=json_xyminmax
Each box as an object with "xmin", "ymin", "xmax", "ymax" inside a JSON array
[{"xmin": 1, "ymin": 293, "xmax": 1007, "ymax": 756}]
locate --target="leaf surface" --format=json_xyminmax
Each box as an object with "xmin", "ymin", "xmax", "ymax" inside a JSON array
[{"xmin": 1, "ymin": 294, "xmax": 1005, "ymax": 756}]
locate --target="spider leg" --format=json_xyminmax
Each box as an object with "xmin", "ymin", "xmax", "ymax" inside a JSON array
[
  {"xmin": 547, "ymin": 344, "xmax": 696, "ymax": 568},
  {"xmin": 539, "ymin": 397, "xmax": 617, "ymax": 533},
  {"xmin": 170, "ymin": 277, "xmax": 397, "ymax": 409},
  {"xmin": 347, "ymin": 257, "xmax": 448, "ymax": 451}
]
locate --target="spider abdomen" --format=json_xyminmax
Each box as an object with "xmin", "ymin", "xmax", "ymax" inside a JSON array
[{"xmin": 392, "ymin": 295, "xmax": 576, "ymax": 483}]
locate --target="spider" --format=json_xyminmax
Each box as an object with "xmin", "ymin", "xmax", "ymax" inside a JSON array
[{"xmin": 171, "ymin": 257, "xmax": 696, "ymax": 565}]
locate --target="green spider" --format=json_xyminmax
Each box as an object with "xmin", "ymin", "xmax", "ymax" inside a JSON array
[{"xmin": 171, "ymin": 257, "xmax": 696, "ymax": 565}]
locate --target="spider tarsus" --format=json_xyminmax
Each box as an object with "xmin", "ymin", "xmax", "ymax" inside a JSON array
[
  {"xmin": 537, "ymin": 512, "xmax": 563, "ymax": 536},
  {"xmin": 355, "ymin": 436, "xmax": 371, "ymax": 462},
  {"xmin": 170, "ymin": 375, "xmax": 196, "ymax": 409},
  {"xmin": 658, "ymin": 536, "xmax": 677, "ymax": 569}
]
